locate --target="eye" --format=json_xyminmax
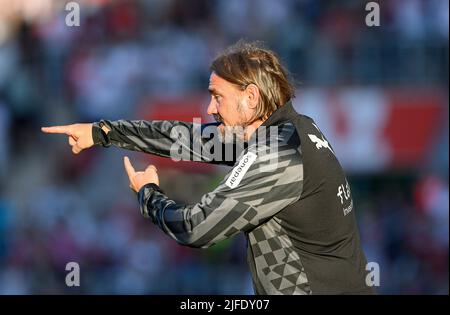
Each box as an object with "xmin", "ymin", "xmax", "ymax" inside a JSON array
[{"xmin": 214, "ymin": 95, "xmax": 222, "ymax": 103}]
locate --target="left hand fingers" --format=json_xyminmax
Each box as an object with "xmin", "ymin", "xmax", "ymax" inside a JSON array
[
  {"xmin": 144, "ymin": 164, "xmax": 159, "ymax": 186},
  {"xmin": 124, "ymin": 159, "xmax": 160, "ymax": 192},
  {"xmin": 123, "ymin": 156, "xmax": 136, "ymax": 179},
  {"xmin": 145, "ymin": 164, "xmax": 157, "ymax": 173}
]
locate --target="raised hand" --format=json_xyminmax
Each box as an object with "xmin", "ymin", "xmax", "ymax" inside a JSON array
[{"xmin": 123, "ymin": 156, "xmax": 159, "ymax": 192}]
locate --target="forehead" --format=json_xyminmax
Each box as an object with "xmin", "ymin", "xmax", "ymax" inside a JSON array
[{"xmin": 208, "ymin": 72, "xmax": 239, "ymax": 93}]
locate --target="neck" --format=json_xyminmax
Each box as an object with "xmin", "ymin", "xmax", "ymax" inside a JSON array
[{"xmin": 244, "ymin": 119, "xmax": 265, "ymax": 141}]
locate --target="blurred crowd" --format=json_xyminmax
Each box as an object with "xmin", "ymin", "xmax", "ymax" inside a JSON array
[{"xmin": 0, "ymin": 0, "xmax": 448, "ymax": 294}]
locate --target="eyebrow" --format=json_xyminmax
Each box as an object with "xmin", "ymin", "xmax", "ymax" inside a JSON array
[{"xmin": 208, "ymin": 87, "xmax": 220, "ymax": 95}]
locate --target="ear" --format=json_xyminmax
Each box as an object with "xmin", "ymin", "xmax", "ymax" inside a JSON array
[{"xmin": 244, "ymin": 84, "xmax": 260, "ymax": 109}]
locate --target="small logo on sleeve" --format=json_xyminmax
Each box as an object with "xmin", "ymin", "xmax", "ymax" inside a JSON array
[
  {"xmin": 225, "ymin": 152, "xmax": 257, "ymax": 189},
  {"xmin": 308, "ymin": 134, "xmax": 335, "ymax": 155}
]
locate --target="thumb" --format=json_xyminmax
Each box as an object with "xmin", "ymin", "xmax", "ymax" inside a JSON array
[{"xmin": 123, "ymin": 156, "xmax": 136, "ymax": 179}]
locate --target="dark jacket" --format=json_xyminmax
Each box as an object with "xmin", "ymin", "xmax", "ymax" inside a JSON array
[{"xmin": 93, "ymin": 101, "xmax": 375, "ymax": 295}]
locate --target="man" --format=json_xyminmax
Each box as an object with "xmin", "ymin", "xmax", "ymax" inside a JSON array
[{"xmin": 42, "ymin": 41, "xmax": 375, "ymax": 295}]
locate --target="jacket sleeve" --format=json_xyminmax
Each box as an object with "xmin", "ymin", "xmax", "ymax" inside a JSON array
[
  {"xmin": 136, "ymin": 138, "xmax": 304, "ymax": 248},
  {"xmin": 92, "ymin": 119, "xmax": 238, "ymax": 166}
]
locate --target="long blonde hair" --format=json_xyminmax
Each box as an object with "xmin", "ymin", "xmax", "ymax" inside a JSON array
[{"xmin": 211, "ymin": 40, "xmax": 295, "ymax": 121}]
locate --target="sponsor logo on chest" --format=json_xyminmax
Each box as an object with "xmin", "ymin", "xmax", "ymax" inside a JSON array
[{"xmin": 226, "ymin": 152, "xmax": 258, "ymax": 189}]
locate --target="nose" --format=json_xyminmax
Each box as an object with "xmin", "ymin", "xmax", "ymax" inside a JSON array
[{"xmin": 207, "ymin": 98, "xmax": 218, "ymax": 115}]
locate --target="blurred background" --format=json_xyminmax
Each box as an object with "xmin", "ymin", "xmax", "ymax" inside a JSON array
[{"xmin": 0, "ymin": 0, "xmax": 448, "ymax": 294}]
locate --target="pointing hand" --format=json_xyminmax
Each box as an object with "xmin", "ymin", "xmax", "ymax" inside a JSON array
[{"xmin": 41, "ymin": 123, "xmax": 95, "ymax": 154}]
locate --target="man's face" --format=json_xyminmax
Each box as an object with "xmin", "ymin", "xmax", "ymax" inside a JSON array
[{"xmin": 207, "ymin": 72, "xmax": 252, "ymax": 142}]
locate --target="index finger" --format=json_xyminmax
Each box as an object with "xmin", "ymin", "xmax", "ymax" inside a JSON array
[
  {"xmin": 41, "ymin": 125, "xmax": 72, "ymax": 135},
  {"xmin": 123, "ymin": 156, "xmax": 136, "ymax": 178}
]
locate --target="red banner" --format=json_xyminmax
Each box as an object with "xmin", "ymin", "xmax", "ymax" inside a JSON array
[{"xmin": 137, "ymin": 88, "xmax": 447, "ymax": 173}]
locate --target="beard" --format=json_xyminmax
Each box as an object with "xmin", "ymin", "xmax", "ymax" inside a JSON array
[
  {"xmin": 215, "ymin": 99, "xmax": 252, "ymax": 144},
  {"xmin": 217, "ymin": 124, "xmax": 247, "ymax": 144}
]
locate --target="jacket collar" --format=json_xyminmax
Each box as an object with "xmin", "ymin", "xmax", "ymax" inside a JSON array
[{"xmin": 261, "ymin": 100, "xmax": 298, "ymax": 127}]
